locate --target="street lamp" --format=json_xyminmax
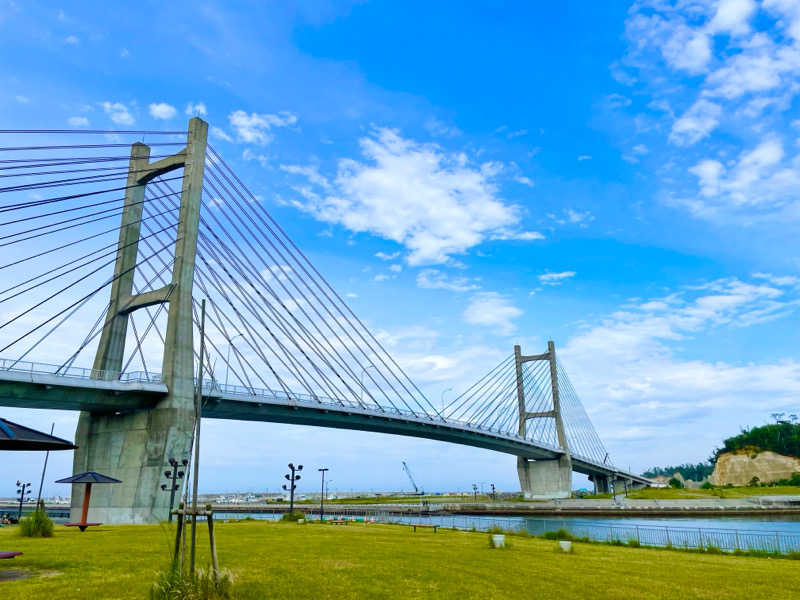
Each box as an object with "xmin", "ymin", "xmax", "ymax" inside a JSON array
[
  {"xmin": 16, "ymin": 480, "xmax": 31, "ymax": 521},
  {"xmin": 472, "ymin": 483, "xmax": 478, "ymax": 502},
  {"xmin": 225, "ymin": 333, "xmax": 245, "ymax": 387},
  {"xmin": 440, "ymin": 387, "xmax": 453, "ymax": 413},
  {"xmin": 282, "ymin": 463, "xmax": 303, "ymax": 514},
  {"xmin": 161, "ymin": 457, "xmax": 188, "ymax": 522},
  {"xmin": 318, "ymin": 468, "xmax": 329, "ymax": 521},
  {"xmin": 490, "ymin": 483, "xmax": 496, "ymax": 501}
]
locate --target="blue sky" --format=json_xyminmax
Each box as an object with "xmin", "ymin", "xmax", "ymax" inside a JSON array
[{"xmin": 3, "ymin": 0, "xmax": 800, "ymax": 497}]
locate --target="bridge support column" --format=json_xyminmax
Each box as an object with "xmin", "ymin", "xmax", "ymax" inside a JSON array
[
  {"xmin": 591, "ymin": 474, "xmax": 611, "ymax": 494},
  {"xmin": 517, "ymin": 456, "xmax": 571, "ymax": 499},
  {"xmin": 71, "ymin": 118, "xmax": 207, "ymax": 524}
]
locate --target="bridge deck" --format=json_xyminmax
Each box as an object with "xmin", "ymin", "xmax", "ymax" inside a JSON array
[{"xmin": 0, "ymin": 361, "xmax": 649, "ymax": 484}]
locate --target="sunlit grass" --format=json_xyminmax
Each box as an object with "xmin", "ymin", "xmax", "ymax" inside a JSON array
[{"xmin": 1, "ymin": 520, "xmax": 799, "ymax": 599}]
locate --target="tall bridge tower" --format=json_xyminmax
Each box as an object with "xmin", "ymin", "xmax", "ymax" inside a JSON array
[
  {"xmin": 515, "ymin": 341, "xmax": 572, "ymax": 498},
  {"xmin": 70, "ymin": 118, "xmax": 208, "ymax": 523}
]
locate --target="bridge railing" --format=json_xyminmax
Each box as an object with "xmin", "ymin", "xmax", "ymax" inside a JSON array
[{"xmin": 0, "ymin": 358, "xmax": 163, "ymax": 385}]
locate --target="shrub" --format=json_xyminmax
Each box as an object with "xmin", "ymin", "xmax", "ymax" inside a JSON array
[
  {"xmin": 700, "ymin": 481, "xmax": 714, "ymax": 489},
  {"xmin": 628, "ymin": 539, "xmax": 641, "ymax": 548},
  {"xmin": 609, "ymin": 539, "xmax": 625, "ymax": 546},
  {"xmin": 704, "ymin": 545, "xmax": 723, "ymax": 554},
  {"xmin": 280, "ymin": 511, "xmax": 305, "ymax": 522},
  {"xmin": 19, "ymin": 507, "xmax": 54, "ymax": 538},
  {"xmin": 668, "ymin": 477, "xmax": 684, "ymax": 489},
  {"xmin": 542, "ymin": 528, "xmax": 575, "ymax": 541},
  {"xmin": 150, "ymin": 566, "xmax": 234, "ymax": 600}
]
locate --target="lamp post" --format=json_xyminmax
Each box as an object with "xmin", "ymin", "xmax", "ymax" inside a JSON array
[
  {"xmin": 490, "ymin": 483, "xmax": 496, "ymax": 501},
  {"xmin": 440, "ymin": 387, "xmax": 453, "ymax": 413},
  {"xmin": 282, "ymin": 463, "xmax": 303, "ymax": 514},
  {"xmin": 161, "ymin": 457, "xmax": 188, "ymax": 522},
  {"xmin": 224, "ymin": 333, "xmax": 245, "ymax": 388},
  {"xmin": 472, "ymin": 483, "xmax": 478, "ymax": 502},
  {"xmin": 318, "ymin": 468, "xmax": 329, "ymax": 521},
  {"xmin": 16, "ymin": 480, "xmax": 31, "ymax": 520}
]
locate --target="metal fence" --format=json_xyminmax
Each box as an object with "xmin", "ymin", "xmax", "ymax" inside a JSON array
[{"xmin": 216, "ymin": 508, "xmax": 800, "ymax": 554}]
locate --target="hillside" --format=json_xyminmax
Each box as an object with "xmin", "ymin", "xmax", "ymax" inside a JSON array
[{"xmin": 714, "ymin": 422, "xmax": 800, "ymax": 460}]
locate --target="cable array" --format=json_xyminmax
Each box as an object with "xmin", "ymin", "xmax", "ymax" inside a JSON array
[{"xmin": 443, "ymin": 353, "xmax": 613, "ymax": 466}]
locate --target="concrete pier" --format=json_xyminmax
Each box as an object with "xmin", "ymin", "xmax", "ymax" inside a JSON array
[
  {"xmin": 517, "ymin": 456, "xmax": 572, "ymax": 499},
  {"xmin": 70, "ymin": 118, "xmax": 207, "ymax": 524}
]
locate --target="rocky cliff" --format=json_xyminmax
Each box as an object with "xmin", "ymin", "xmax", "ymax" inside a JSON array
[{"xmin": 710, "ymin": 450, "xmax": 800, "ymax": 486}]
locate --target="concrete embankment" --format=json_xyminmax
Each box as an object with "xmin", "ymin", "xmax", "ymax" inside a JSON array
[{"xmin": 209, "ymin": 495, "xmax": 800, "ymax": 518}]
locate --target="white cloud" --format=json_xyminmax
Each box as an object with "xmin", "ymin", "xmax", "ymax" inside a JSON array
[
  {"xmin": 64, "ymin": 35, "xmax": 79, "ymax": 45},
  {"xmin": 375, "ymin": 251, "xmax": 401, "ymax": 261},
  {"xmin": 373, "ymin": 273, "xmax": 391, "ymax": 282},
  {"xmin": 462, "ymin": 292, "xmax": 522, "ymax": 335},
  {"xmin": 228, "ymin": 110, "xmax": 297, "ymax": 144},
  {"xmin": 100, "ymin": 102, "xmax": 134, "ymax": 126},
  {"xmin": 708, "ymin": 0, "xmax": 756, "ymax": 36},
  {"xmin": 284, "ymin": 127, "xmax": 530, "ymax": 265},
  {"xmin": 389, "ymin": 264, "xmax": 402, "ymax": 273},
  {"xmin": 577, "ymin": 155, "xmax": 592, "ymax": 161},
  {"xmin": 148, "ymin": 102, "xmax": 177, "ymax": 120},
  {"xmin": 514, "ymin": 175, "xmax": 534, "ymax": 187},
  {"xmin": 538, "ymin": 271, "xmax": 576, "ymax": 286},
  {"xmin": 686, "ymin": 138, "xmax": 800, "ymax": 216},
  {"xmin": 560, "ymin": 277, "xmax": 800, "ymax": 467},
  {"xmin": 669, "ymin": 99, "xmax": 721, "ymax": 146},
  {"xmin": 416, "ymin": 269, "xmax": 480, "ymax": 292},
  {"xmin": 185, "ymin": 102, "xmax": 207, "ymax": 116},
  {"xmin": 210, "ymin": 126, "xmax": 233, "ymax": 142},
  {"xmin": 662, "ymin": 24, "xmax": 712, "ymax": 74},
  {"xmin": 67, "ymin": 116, "xmax": 89, "ymax": 127}
]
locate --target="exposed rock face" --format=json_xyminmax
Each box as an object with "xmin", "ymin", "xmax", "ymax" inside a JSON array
[{"xmin": 710, "ymin": 450, "xmax": 800, "ymax": 486}]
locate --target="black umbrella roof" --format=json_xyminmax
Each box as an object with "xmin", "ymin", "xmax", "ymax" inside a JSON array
[
  {"xmin": 56, "ymin": 471, "xmax": 121, "ymax": 484},
  {"xmin": 0, "ymin": 418, "xmax": 77, "ymax": 451}
]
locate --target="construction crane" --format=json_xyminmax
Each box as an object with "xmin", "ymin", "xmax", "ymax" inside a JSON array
[{"xmin": 402, "ymin": 461, "xmax": 424, "ymax": 495}]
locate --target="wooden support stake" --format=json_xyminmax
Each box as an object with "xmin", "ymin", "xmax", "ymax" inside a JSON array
[
  {"xmin": 173, "ymin": 502, "xmax": 184, "ymax": 568},
  {"xmin": 206, "ymin": 505, "xmax": 219, "ymax": 578}
]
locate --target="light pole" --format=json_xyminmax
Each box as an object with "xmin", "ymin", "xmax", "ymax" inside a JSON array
[
  {"xmin": 440, "ymin": 387, "xmax": 453, "ymax": 413},
  {"xmin": 472, "ymin": 483, "xmax": 478, "ymax": 502},
  {"xmin": 16, "ymin": 480, "xmax": 31, "ymax": 520},
  {"xmin": 359, "ymin": 365, "xmax": 379, "ymax": 403},
  {"xmin": 282, "ymin": 463, "xmax": 303, "ymax": 514},
  {"xmin": 318, "ymin": 468, "xmax": 329, "ymax": 521},
  {"xmin": 225, "ymin": 333, "xmax": 245, "ymax": 388},
  {"xmin": 161, "ymin": 457, "xmax": 188, "ymax": 522},
  {"xmin": 490, "ymin": 483, "xmax": 496, "ymax": 501}
]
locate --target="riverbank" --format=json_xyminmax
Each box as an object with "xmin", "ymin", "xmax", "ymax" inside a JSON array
[{"xmin": 2, "ymin": 520, "xmax": 799, "ymax": 599}]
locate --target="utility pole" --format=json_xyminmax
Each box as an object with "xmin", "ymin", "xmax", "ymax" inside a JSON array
[
  {"xmin": 318, "ymin": 468, "xmax": 328, "ymax": 521},
  {"xmin": 35, "ymin": 423, "xmax": 55, "ymax": 506},
  {"xmin": 283, "ymin": 463, "xmax": 303, "ymax": 513}
]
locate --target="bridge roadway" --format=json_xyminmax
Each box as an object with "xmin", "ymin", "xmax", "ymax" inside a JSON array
[{"xmin": 0, "ymin": 360, "xmax": 650, "ymax": 486}]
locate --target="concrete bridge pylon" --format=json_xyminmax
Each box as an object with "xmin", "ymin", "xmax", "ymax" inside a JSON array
[
  {"xmin": 515, "ymin": 341, "xmax": 572, "ymax": 499},
  {"xmin": 70, "ymin": 118, "xmax": 208, "ymax": 524}
]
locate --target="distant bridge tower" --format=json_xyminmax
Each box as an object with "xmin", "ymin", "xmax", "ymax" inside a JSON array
[
  {"xmin": 71, "ymin": 118, "xmax": 208, "ymax": 523},
  {"xmin": 515, "ymin": 341, "xmax": 573, "ymax": 499}
]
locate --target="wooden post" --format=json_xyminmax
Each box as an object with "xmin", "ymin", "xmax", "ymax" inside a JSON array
[
  {"xmin": 206, "ymin": 504, "xmax": 219, "ymax": 578},
  {"xmin": 81, "ymin": 482, "xmax": 92, "ymax": 523},
  {"xmin": 173, "ymin": 502, "xmax": 184, "ymax": 568}
]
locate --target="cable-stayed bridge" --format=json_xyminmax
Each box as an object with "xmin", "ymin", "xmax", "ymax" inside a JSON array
[{"xmin": 0, "ymin": 120, "xmax": 648, "ymax": 523}]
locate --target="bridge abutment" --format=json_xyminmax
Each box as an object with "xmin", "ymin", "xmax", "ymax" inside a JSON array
[{"xmin": 517, "ymin": 456, "xmax": 572, "ymax": 499}]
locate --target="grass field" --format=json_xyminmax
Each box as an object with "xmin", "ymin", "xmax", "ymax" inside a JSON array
[
  {"xmin": 625, "ymin": 486, "xmax": 800, "ymax": 499},
  {"xmin": 2, "ymin": 520, "xmax": 799, "ymax": 599}
]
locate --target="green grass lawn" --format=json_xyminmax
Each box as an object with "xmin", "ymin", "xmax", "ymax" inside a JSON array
[
  {"xmin": 2, "ymin": 520, "xmax": 799, "ymax": 599},
  {"xmin": 625, "ymin": 486, "xmax": 800, "ymax": 499}
]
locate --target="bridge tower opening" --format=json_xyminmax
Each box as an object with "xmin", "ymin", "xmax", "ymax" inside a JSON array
[
  {"xmin": 515, "ymin": 341, "xmax": 573, "ymax": 499},
  {"xmin": 70, "ymin": 118, "xmax": 208, "ymax": 523}
]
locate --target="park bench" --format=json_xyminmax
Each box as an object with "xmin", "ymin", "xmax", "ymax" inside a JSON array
[
  {"xmin": 0, "ymin": 551, "xmax": 22, "ymax": 559},
  {"xmin": 329, "ymin": 519, "xmax": 348, "ymax": 525},
  {"xmin": 65, "ymin": 521, "xmax": 102, "ymax": 531},
  {"xmin": 410, "ymin": 523, "xmax": 438, "ymax": 533}
]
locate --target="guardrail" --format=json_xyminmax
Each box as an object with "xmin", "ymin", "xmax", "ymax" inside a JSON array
[{"xmin": 0, "ymin": 357, "xmax": 161, "ymax": 384}]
